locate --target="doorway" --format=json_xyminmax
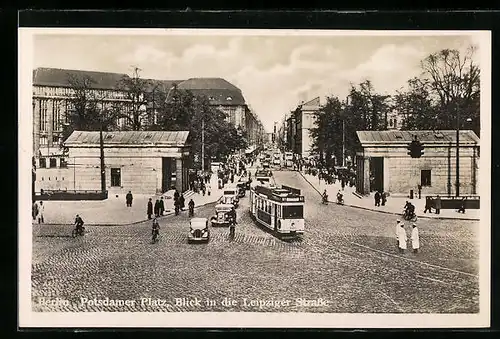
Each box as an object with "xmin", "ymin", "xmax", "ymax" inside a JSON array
[
  {"xmin": 161, "ymin": 158, "xmax": 172, "ymax": 193},
  {"xmin": 370, "ymin": 157, "xmax": 384, "ymax": 192}
]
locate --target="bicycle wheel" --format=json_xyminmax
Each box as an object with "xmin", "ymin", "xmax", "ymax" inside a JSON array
[{"xmin": 71, "ymin": 229, "xmax": 77, "ymax": 238}]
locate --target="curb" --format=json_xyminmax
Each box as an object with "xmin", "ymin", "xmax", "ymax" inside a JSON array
[
  {"xmin": 38, "ymin": 194, "xmax": 223, "ymax": 227},
  {"xmin": 298, "ymin": 171, "xmax": 479, "ymax": 222}
]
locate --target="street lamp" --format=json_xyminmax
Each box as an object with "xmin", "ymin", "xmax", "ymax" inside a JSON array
[{"xmin": 455, "ymin": 107, "xmax": 473, "ymax": 197}]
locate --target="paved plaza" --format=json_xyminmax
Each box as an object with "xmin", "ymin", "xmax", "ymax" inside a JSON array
[{"xmin": 31, "ymin": 169, "xmax": 480, "ymax": 313}]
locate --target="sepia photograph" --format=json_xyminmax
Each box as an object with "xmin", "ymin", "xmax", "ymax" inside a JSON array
[{"xmin": 18, "ymin": 28, "xmax": 491, "ymax": 328}]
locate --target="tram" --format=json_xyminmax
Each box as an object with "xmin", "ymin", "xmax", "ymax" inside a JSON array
[{"xmin": 249, "ymin": 184, "xmax": 305, "ymax": 237}]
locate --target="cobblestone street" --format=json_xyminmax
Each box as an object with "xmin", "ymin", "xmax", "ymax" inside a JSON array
[{"xmin": 31, "ymin": 169, "xmax": 479, "ymax": 313}]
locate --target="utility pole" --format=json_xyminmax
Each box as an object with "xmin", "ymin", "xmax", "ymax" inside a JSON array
[
  {"xmin": 343, "ymin": 95, "xmax": 348, "ymax": 167},
  {"xmin": 99, "ymin": 121, "xmax": 106, "ymax": 193},
  {"xmin": 455, "ymin": 104, "xmax": 460, "ymax": 197},
  {"xmin": 201, "ymin": 116, "xmax": 205, "ymax": 172}
]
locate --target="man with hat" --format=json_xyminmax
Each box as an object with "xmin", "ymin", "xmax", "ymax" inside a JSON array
[
  {"xmin": 411, "ymin": 223, "xmax": 420, "ymax": 253},
  {"xmin": 397, "ymin": 222, "xmax": 407, "ymax": 254},
  {"xmin": 395, "ymin": 219, "xmax": 401, "ymax": 248}
]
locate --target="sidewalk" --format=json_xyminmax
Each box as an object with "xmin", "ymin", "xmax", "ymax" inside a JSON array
[
  {"xmin": 299, "ymin": 171, "xmax": 480, "ymax": 221},
  {"xmin": 33, "ymin": 174, "xmax": 226, "ymax": 226}
]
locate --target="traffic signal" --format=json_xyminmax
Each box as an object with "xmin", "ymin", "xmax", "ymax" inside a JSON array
[{"xmin": 407, "ymin": 140, "xmax": 424, "ymax": 158}]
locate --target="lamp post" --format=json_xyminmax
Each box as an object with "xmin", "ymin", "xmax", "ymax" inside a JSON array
[
  {"xmin": 201, "ymin": 116, "xmax": 205, "ymax": 172},
  {"xmin": 455, "ymin": 103, "xmax": 473, "ymax": 197},
  {"xmin": 99, "ymin": 121, "xmax": 106, "ymax": 193}
]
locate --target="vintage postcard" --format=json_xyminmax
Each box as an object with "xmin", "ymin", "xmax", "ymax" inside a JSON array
[{"xmin": 18, "ymin": 28, "xmax": 491, "ymax": 328}]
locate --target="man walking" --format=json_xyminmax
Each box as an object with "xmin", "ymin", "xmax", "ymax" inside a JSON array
[
  {"xmin": 435, "ymin": 195, "xmax": 442, "ymax": 214},
  {"xmin": 397, "ymin": 222, "xmax": 407, "ymax": 254},
  {"xmin": 147, "ymin": 198, "xmax": 153, "ymax": 220},
  {"xmin": 126, "ymin": 191, "xmax": 133, "ymax": 207},
  {"xmin": 154, "ymin": 198, "xmax": 160, "ymax": 218},
  {"xmin": 159, "ymin": 196, "xmax": 165, "ymax": 216},
  {"xmin": 381, "ymin": 191, "xmax": 387, "ymax": 206},
  {"xmin": 395, "ymin": 219, "xmax": 401, "ymax": 248},
  {"xmin": 411, "ymin": 223, "xmax": 420, "ymax": 253},
  {"xmin": 374, "ymin": 191, "xmax": 381, "ymax": 207},
  {"xmin": 424, "ymin": 196, "xmax": 433, "ymax": 213},
  {"xmin": 37, "ymin": 201, "xmax": 45, "ymax": 224}
]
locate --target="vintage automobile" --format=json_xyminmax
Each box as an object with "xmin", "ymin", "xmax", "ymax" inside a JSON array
[
  {"xmin": 188, "ymin": 217, "xmax": 210, "ymax": 243},
  {"xmin": 222, "ymin": 185, "xmax": 239, "ymax": 208},
  {"xmin": 210, "ymin": 203, "xmax": 235, "ymax": 227}
]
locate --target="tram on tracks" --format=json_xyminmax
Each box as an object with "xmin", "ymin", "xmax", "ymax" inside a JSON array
[{"xmin": 249, "ymin": 184, "xmax": 305, "ymax": 237}]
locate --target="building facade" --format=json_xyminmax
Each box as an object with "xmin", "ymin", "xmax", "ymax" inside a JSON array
[
  {"xmin": 32, "ymin": 68, "xmax": 266, "ymax": 162},
  {"xmin": 355, "ymin": 130, "xmax": 480, "ymax": 196},
  {"xmin": 288, "ymin": 97, "xmax": 320, "ymax": 159},
  {"xmin": 35, "ymin": 131, "xmax": 191, "ymax": 195}
]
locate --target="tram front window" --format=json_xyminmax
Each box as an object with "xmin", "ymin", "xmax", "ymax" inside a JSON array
[{"xmin": 282, "ymin": 205, "xmax": 303, "ymax": 219}]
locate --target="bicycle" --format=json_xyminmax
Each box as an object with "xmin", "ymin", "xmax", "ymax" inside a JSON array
[{"xmin": 72, "ymin": 226, "xmax": 85, "ymax": 238}]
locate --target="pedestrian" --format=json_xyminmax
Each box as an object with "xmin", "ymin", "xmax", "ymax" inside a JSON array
[
  {"xmin": 395, "ymin": 219, "xmax": 401, "ymax": 247},
  {"xmin": 374, "ymin": 191, "xmax": 381, "ymax": 207},
  {"xmin": 179, "ymin": 194, "xmax": 185, "ymax": 210},
  {"xmin": 207, "ymin": 183, "xmax": 211, "ymax": 196},
  {"xmin": 341, "ymin": 178, "xmax": 346, "ymax": 191},
  {"xmin": 154, "ymin": 198, "xmax": 160, "ymax": 218},
  {"xmin": 381, "ymin": 191, "xmax": 387, "ymax": 206},
  {"xmin": 174, "ymin": 189, "xmax": 180, "ymax": 202},
  {"xmin": 411, "ymin": 223, "xmax": 420, "ymax": 253},
  {"xmin": 147, "ymin": 198, "xmax": 153, "ymax": 220},
  {"xmin": 159, "ymin": 196, "xmax": 165, "ymax": 215},
  {"xmin": 126, "ymin": 191, "xmax": 133, "ymax": 207},
  {"xmin": 423, "ymin": 196, "xmax": 433, "ymax": 213},
  {"xmin": 397, "ymin": 222, "xmax": 407, "ymax": 254},
  {"xmin": 37, "ymin": 201, "xmax": 45, "ymax": 224},
  {"xmin": 435, "ymin": 195, "xmax": 442, "ymax": 215},
  {"xmin": 458, "ymin": 197, "xmax": 466, "ymax": 213},
  {"xmin": 202, "ymin": 183, "xmax": 206, "ymax": 196},
  {"xmin": 32, "ymin": 201, "xmax": 39, "ymax": 221}
]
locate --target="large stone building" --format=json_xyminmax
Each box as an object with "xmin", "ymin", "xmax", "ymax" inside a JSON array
[
  {"xmin": 35, "ymin": 131, "xmax": 191, "ymax": 195},
  {"xmin": 32, "ymin": 67, "xmax": 265, "ymax": 166},
  {"xmin": 355, "ymin": 130, "xmax": 480, "ymax": 196},
  {"xmin": 277, "ymin": 97, "xmax": 320, "ymax": 159}
]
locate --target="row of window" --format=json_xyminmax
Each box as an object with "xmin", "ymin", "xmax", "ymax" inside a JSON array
[
  {"xmin": 39, "ymin": 135, "xmax": 61, "ymax": 145},
  {"xmin": 34, "ymin": 86, "xmax": 127, "ymax": 100},
  {"xmin": 253, "ymin": 195, "xmax": 304, "ymax": 219},
  {"xmin": 40, "ymin": 176, "xmax": 65, "ymax": 181},
  {"xmin": 38, "ymin": 158, "xmax": 67, "ymax": 168}
]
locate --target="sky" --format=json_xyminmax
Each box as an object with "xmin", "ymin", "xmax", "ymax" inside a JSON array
[{"xmin": 31, "ymin": 31, "xmax": 481, "ymax": 132}]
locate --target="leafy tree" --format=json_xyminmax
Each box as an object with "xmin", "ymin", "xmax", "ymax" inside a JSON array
[
  {"xmin": 62, "ymin": 74, "xmax": 117, "ymax": 144},
  {"xmin": 310, "ymin": 96, "xmax": 344, "ymax": 167},
  {"xmin": 395, "ymin": 77, "xmax": 437, "ymax": 131},
  {"xmin": 115, "ymin": 66, "xmax": 152, "ymax": 131},
  {"xmin": 420, "ymin": 46, "xmax": 480, "ymax": 135}
]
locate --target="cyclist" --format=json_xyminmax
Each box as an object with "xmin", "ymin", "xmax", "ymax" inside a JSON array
[
  {"xmin": 74, "ymin": 214, "xmax": 85, "ymax": 234},
  {"xmin": 151, "ymin": 217, "xmax": 160, "ymax": 242}
]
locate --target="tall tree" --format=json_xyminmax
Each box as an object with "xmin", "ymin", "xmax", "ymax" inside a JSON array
[
  {"xmin": 395, "ymin": 77, "xmax": 437, "ymax": 131},
  {"xmin": 420, "ymin": 46, "xmax": 480, "ymax": 135},
  {"xmin": 115, "ymin": 66, "xmax": 152, "ymax": 131},
  {"xmin": 62, "ymin": 74, "xmax": 116, "ymax": 143},
  {"xmin": 310, "ymin": 96, "xmax": 344, "ymax": 167}
]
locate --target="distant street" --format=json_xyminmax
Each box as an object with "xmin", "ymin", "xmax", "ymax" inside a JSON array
[{"xmin": 32, "ymin": 167, "xmax": 479, "ymax": 313}]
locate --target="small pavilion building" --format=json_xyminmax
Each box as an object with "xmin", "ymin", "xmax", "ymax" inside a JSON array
[
  {"xmin": 355, "ymin": 130, "xmax": 480, "ymax": 197},
  {"xmin": 57, "ymin": 130, "xmax": 192, "ymax": 195}
]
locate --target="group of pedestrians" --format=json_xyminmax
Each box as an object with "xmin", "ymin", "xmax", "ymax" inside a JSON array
[
  {"xmin": 374, "ymin": 190, "xmax": 387, "ymax": 207},
  {"xmin": 32, "ymin": 200, "xmax": 45, "ymax": 224},
  {"xmin": 395, "ymin": 219, "xmax": 420, "ymax": 254},
  {"xmin": 147, "ymin": 197, "xmax": 166, "ymax": 220}
]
